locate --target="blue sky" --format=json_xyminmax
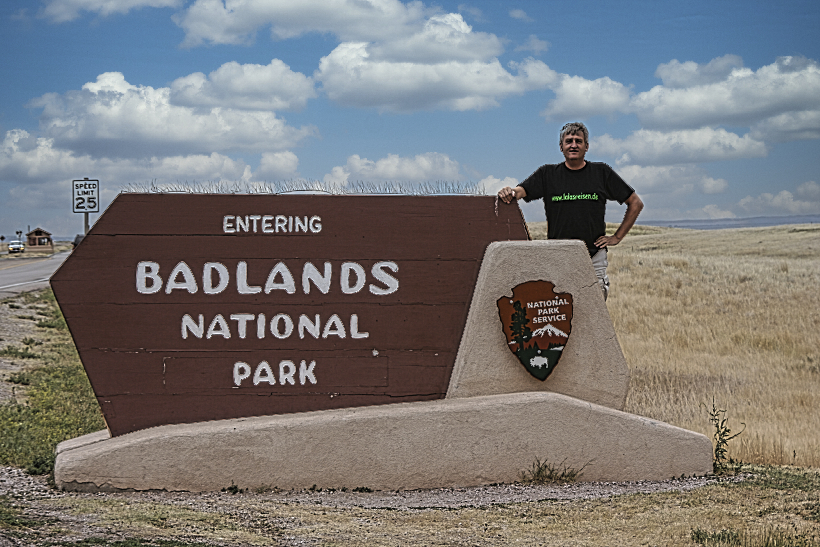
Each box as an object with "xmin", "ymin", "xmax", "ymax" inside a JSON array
[{"xmin": 2, "ymin": 0, "xmax": 819, "ymax": 237}]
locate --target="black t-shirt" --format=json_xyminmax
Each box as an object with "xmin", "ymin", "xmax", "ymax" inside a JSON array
[{"xmin": 519, "ymin": 161, "xmax": 635, "ymax": 257}]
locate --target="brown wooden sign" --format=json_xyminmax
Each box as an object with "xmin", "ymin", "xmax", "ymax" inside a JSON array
[
  {"xmin": 51, "ymin": 194, "xmax": 529, "ymax": 436},
  {"xmin": 497, "ymin": 281, "xmax": 573, "ymax": 380}
]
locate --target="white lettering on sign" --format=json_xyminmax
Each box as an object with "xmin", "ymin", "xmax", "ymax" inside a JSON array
[
  {"xmin": 136, "ymin": 262, "xmax": 162, "ymax": 293},
  {"xmin": 136, "ymin": 260, "xmax": 398, "ymax": 296},
  {"xmin": 526, "ymin": 299, "xmax": 569, "ymax": 308},
  {"xmin": 370, "ymin": 262, "xmax": 399, "ymax": 295},
  {"xmin": 223, "ymin": 215, "xmax": 321, "ymax": 234},
  {"xmin": 532, "ymin": 314, "xmax": 566, "ymax": 324},
  {"xmin": 203, "ymin": 263, "xmax": 230, "ymax": 294},
  {"xmin": 181, "ymin": 313, "xmax": 369, "ymax": 341},
  {"xmin": 141, "ymin": 261, "xmax": 386, "ymax": 347},
  {"xmin": 233, "ymin": 360, "xmax": 318, "ymax": 387}
]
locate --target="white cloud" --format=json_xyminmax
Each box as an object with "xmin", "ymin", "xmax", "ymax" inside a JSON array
[
  {"xmin": 509, "ymin": 9, "xmax": 533, "ymax": 22},
  {"xmin": 536, "ymin": 55, "xmax": 820, "ymax": 137},
  {"xmin": 796, "ymin": 180, "xmax": 820, "ymax": 201},
  {"xmin": 1, "ymin": 129, "xmax": 253, "ymax": 186},
  {"xmin": 739, "ymin": 189, "xmax": 820, "ymax": 215},
  {"xmin": 315, "ymin": 43, "xmax": 557, "ymax": 111},
  {"xmin": 515, "ymin": 35, "xmax": 549, "ymax": 55},
  {"xmin": 654, "ymin": 54, "xmax": 744, "ymax": 88},
  {"xmin": 28, "ymin": 72, "xmax": 316, "ymax": 158},
  {"xmin": 750, "ymin": 110, "xmax": 820, "ymax": 142},
  {"xmin": 173, "ymin": 2, "xmax": 820, "ymax": 133},
  {"xmin": 1, "ymin": 130, "xmax": 94, "ymax": 185},
  {"xmin": 170, "ymin": 60, "xmax": 316, "ymax": 111},
  {"xmin": 699, "ymin": 204, "xmax": 737, "ymax": 219},
  {"xmin": 1, "ymin": 127, "xmax": 260, "ymax": 234},
  {"xmin": 175, "ymin": 2, "xmax": 557, "ymax": 113},
  {"xmin": 594, "ymin": 128, "xmax": 767, "ymax": 166},
  {"xmin": 368, "ymin": 13, "xmax": 503, "ymax": 63},
  {"xmin": 541, "ymin": 75, "xmax": 631, "ymax": 120},
  {"xmin": 735, "ymin": 181, "xmax": 820, "ymax": 217},
  {"xmin": 255, "ymin": 151, "xmax": 300, "ymax": 179},
  {"xmin": 632, "ymin": 56, "xmax": 820, "ymax": 131},
  {"xmin": 40, "ymin": 0, "xmax": 181, "ymax": 23},
  {"xmin": 323, "ymin": 152, "xmax": 461, "ymax": 184},
  {"xmin": 174, "ymin": 0, "xmax": 427, "ymax": 47},
  {"xmin": 698, "ymin": 176, "xmax": 729, "ymax": 195},
  {"xmin": 477, "ymin": 175, "xmax": 518, "ymax": 196},
  {"xmin": 615, "ymin": 164, "xmax": 729, "ymax": 196}
]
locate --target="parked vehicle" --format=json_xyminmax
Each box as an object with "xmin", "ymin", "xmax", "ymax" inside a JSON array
[{"xmin": 8, "ymin": 240, "xmax": 25, "ymax": 253}]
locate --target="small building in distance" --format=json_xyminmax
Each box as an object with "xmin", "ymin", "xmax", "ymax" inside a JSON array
[{"xmin": 26, "ymin": 227, "xmax": 54, "ymax": 252}]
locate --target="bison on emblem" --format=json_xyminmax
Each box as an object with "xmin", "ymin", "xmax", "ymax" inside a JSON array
[{"xmin": 496, "ymin": 280, "xmax": 573, "ymax": 380}]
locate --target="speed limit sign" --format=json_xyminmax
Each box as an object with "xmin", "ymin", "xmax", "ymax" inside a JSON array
[{"xmin": 73, "ymin": 178, "xmax": 100, "ymax": 213}]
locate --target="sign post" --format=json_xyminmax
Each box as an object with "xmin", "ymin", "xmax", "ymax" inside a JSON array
[{"xmin": 72, "ymin": 178, "xmax": 100, "ymax": 234}]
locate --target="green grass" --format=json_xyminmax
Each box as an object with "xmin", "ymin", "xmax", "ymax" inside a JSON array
[
  {"xmin": 746, "ymin": 465, "xmax": 820, "ymax": 493},
  {"xmin": 0, "ymin": 289, "xmax": 105, "ymax": 476},
  {"xmin": 0, "ymin": 495, "xmax": 43, "ymax": 529},
  {"xmin": 690, "ymin": 526, "xmax": 820, "ymax": 546}
]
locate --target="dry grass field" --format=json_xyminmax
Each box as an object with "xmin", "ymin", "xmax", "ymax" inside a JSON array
[{"xmin": 594, "ymin": 222, "xmax": 820, "ymax": 468}]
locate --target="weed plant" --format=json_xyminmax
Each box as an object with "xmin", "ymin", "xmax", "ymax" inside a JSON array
[
  {"xmin": 7, "ymin": 371, "xmax": 30, "ymax": 385},
  {"xmin": 519, "ymin": 457, "xmax": 587, "ymax": 484},
  {"xmin": 0, "ymin": 345, "xmax": 39, "ymax": 359},
  {"xmin": 704, "ymin": 398, "xmax": 746, "ymax": 474}
]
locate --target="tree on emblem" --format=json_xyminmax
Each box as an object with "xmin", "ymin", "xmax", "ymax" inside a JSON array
[{"xmin": 510, "ymin": 300, "xmax": 531, "ymax": 348}]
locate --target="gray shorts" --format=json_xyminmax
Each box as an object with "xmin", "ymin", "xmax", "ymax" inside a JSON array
[{"xmin": 591, "ymin": 249, "xmax": 610, "ymax": 301}]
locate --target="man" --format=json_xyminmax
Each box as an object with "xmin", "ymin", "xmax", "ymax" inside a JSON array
[{"xmin": 497, "ymin": 122, "xmax": 643, "ymax": 300}]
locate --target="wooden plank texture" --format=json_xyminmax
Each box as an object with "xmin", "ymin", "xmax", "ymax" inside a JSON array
[{"xmin": 51, "ymin": 194, "xmax": 528, "ymax": 436}]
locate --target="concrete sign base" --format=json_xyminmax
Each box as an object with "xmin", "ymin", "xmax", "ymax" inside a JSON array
[
  {"xmin": 448, "ymin": 241, "xmax": 630, "ymax": 408},
  {"xmin": 56, "ymin": 392, "xmax": 711, "ymax": 492},
  {"xmin": 55, "ymin": 240, "xmax": 713, "ymax": 491}
]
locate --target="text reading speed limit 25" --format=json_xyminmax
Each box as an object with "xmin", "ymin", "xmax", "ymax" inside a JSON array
[{"xmin": 73, "ymin": 179, "xmax": 99, "ymax": 213}]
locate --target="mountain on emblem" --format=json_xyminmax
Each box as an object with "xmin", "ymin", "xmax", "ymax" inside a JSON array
[{"xmin": 496, "ymin": 280, "xmax": 573, "ymax": 381}]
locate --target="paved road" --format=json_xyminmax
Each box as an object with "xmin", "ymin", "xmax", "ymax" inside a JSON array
[{"xmin": 0, "ymin": 252, "xmax": 71, "ymax": 298}]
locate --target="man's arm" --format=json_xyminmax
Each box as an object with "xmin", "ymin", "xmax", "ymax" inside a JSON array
[
  {"xmin": 595, "ymin": 192, "xmax": 644, "ymax": 248},
  {"xmin": 497, "ymin": 186, "xmax": 527, "ymax": 203}
]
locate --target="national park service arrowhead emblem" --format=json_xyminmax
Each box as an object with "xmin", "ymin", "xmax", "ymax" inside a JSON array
[{"xmin": 497, "ymin": 281, "xmax": 573, "ymax": 381}]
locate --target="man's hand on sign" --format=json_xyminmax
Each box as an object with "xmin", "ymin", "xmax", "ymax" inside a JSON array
[{"xmin": 497, "ymin": 186, "xmax": 526, "ymax": 203}]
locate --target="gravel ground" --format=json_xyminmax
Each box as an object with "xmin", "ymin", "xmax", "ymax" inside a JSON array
[
  {"xmin": 1, "ymin": 464, "xmax": 740, "ymax": 509},
  {"xmin": 2, "ymin": 464, "xmax": 741, "ymax": 547},
  {"xmin": 0, "ymin": 296, "xmax": 44, "ymax": 404},
  {"xmin": 2, "ymin": 461, "xmax": 748, "ymax": 547},
  {"xmin": 0, "ymin": 289, "xmax": 64, "ymax": 407}
]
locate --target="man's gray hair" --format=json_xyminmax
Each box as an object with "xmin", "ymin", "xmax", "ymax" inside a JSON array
[{"xmin": 560, "ymin": 122, "xmax": 589, "ymax": 145}]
